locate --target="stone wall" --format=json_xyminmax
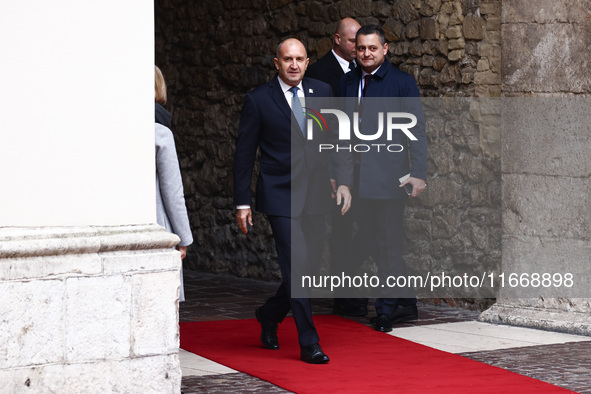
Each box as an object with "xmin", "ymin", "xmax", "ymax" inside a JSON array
[
  {"xmin": 155, "ymin": 0, "xmax": 502, "ymax": 292},
  {"xmin": 0, "ymin": 226, "xmax": 182, "ymax": 392}
]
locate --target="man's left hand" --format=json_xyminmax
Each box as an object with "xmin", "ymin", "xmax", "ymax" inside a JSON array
[
  {"xmin": 335, "ymin": 185, "xmax": 352, "ymax": 215},
  {"xmin": 400, "ymin": 177, "xmax": 427, "ymax": 198}
]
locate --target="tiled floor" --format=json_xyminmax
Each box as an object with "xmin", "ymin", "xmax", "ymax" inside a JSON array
[
  {"xmin": 389, "ymin": 321, "xmax": 588, "ymax": 353},
  {"xmin": 180, "ymin": 270, "xmax": 591, "ymax": 393}
]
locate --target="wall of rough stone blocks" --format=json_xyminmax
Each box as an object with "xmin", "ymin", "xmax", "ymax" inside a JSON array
[
  {"xmin": 154, "ymin": 0, "xmax": 503, "ymax": 294},
  {"xmin": 0, "ymin": 226, "xmax": 182, "ymax": 393}
]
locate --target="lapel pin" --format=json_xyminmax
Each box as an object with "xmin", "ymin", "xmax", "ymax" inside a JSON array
[{"xmin": 308, "ymin": 88, "xmax": 314, "ymax": 94}]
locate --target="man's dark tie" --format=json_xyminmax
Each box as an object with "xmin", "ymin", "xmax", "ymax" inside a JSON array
[
  {"xmin": 289, "ymin": 86, "xmax": 306, "ymax": 136},
  {"xmin": 359, "ymin": 74, "xmax": 371, "ymax": 117},
  {"xmin": 362, "ymin": 74, "xmax": 371, "ymax": 97},
  {"xmin": 349, "ymin": 61, "xmax": 356, "ymax": 71}
]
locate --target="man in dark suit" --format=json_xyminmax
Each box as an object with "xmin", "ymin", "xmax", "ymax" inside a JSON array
[
  {"xmin": 306, "ymin": 18, "xmax": 368, "ymax": 317},
  {"xmin": 233, "ymin": 38, "xmax": 352, "ymax": 363},
  {"xmin": 306, "ymin": 17, "xmax": 361, "ymax": 94},
  {"xmin": 339, "ymin": 25, "xmax": 428, "ymax": 332}
]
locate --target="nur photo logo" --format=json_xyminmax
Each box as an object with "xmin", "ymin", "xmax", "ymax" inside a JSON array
[{"xmin": 304, "ymin": 108, "xmax": 418, "ymax": 153}]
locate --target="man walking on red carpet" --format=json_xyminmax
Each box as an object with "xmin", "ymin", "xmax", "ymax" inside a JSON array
[{"xmin": 233, "ymin": 38, "xmax": 352, "ymax": 363}]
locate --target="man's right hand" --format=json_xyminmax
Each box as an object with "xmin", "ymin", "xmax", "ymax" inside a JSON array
[{"xmin": 236, "ymin": 208, "xmax": 253, "ymax": 234}]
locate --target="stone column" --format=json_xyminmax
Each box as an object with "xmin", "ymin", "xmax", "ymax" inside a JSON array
[
  {"xmin": 479, "ymin": 0, "xmax": 591, "ymax": 335},
  {"xmin": 0, "ymin": 226, "xmax": 182, "ymax": 392},
  {"xmin": 0, "ymin": 1, "xmax": 184, "ymax": 391}
]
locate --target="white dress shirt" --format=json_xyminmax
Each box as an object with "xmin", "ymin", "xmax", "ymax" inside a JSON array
[
  {"xmin": 332, "ymin": 49, "xmax": 356, "ymax": 74},
  {"xmin": 277, "ymin": 77, "xmax": 305, "ymax": 109}
]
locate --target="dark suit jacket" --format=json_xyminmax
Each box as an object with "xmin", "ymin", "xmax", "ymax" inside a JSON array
[
  {"xmin": 339, "ymin": 61, "xmax": 428, "ymax": 200},
  {"xmin": 306, "ymin": 50, "xmax": 347, "ymax": 95},
  {"xmin": 233, "ymin": 76, "xmax": 346, "ymax": 217}
]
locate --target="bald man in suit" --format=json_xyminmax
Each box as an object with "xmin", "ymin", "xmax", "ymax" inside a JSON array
[
  {"xmin": 233, "ymin": 38, "xmax": 352, "ymax": 363},
  {"xmin": 306, "ymin": 17, "xmax": 361, "ymax": 95},
  {"xmin": 306, "ymin": 18, "xmax": 369, "ymax": 317}
]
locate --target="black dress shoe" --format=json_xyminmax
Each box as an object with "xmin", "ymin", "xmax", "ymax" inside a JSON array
[
  {"xmin": 300, "ymin": 343, "xmax": 330, "ymax": 364},
  {"xmin": 390, "ymin": 304, "xmax": 418, "ymax": 324},
  {"xmin": 255, "ymin": 308, "xmax": 279, "ymax": 350},
  {"xmin": 373, "ymin": 314, "xmax": 393, "ymax": 332}
]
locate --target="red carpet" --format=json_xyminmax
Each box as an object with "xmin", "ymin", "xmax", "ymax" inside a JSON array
[{"xmin": 180, "ymin": 315, "xmax": 574, "ymax": 393}]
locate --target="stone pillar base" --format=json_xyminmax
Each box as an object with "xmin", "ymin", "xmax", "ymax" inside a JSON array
[
  {"xmin": 479, "ymin": 299, "xmax": 591, "ymax": 336},
  {"xmin": 0, "ymin": 224, "xmax": 182, "ymax": 393}
]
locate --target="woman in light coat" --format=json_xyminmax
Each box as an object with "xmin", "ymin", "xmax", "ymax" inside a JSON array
[{"xmin": 155, "ymin": 65, "xmax": 193, "ymax": 302}]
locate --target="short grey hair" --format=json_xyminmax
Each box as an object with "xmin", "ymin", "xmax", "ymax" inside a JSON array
[{"xmin": 275, "ymin": 38, "xmax": 307, "ymax": 58}]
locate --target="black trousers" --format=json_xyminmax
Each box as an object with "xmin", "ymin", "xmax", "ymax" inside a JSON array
[
  {"xmin": 355, "ymin": 198, "xmax": 416, "ymax": 314},
  {"xmin": 259, "ymin": 213, "xmax": 326, "ymax": 348},
  {"xmin": 329, "ymin": 165, "xmax": 370, "ymax": 303}
]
